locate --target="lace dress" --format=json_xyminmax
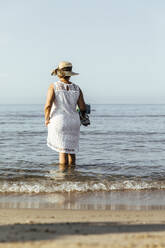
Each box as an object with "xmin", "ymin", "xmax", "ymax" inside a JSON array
[{"xmin": 47, "ymin": 81, "xmax": 80, "ymax": 154}]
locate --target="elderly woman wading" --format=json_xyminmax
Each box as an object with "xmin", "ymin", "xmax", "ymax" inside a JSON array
[{"xmin": 44, "ymin": 61, "xmax": 86, "ymax": 167}]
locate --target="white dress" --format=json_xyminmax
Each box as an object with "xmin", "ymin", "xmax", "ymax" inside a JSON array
[{"xmin": 47, "ymin": 81, "xmax": 80, "ymax": 154}]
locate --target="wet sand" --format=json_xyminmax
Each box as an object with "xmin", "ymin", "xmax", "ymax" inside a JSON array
[
  {"xmin": 1, "ymin": 190, "xmax": 165, "ymax": 210},
  {"xmin": 0, "ymin": 209, "xmax": 165, "ymax": 247}
]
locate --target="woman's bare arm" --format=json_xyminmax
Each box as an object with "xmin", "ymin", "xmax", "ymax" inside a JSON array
[
  {"xmin": 44, "ymin": 83, "xmax": 55, "ymax": 126},
  {"xmin": 77, "ymin": 88, "xmax": 86, "ymax": 113}
]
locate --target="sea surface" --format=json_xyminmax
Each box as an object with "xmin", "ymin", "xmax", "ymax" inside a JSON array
[{"xmin": 0, "ymin": 104, "xmax": 165, "ymax": 209}]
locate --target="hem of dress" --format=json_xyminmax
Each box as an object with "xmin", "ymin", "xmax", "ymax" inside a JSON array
[{"xmin": 47, "ymin": 142, "xmax": 78, "ymax": 154}]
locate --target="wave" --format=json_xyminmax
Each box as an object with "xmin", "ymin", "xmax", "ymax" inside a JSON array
[{"xmin": 0, "ymin": 179, "xmax": 165, "ymax": 193}]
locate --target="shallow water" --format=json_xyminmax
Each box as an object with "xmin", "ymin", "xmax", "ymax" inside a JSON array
[
  {"xmin": 0, "ymin": 191, "xmax": 165, "ymax": 210},
  {"xmin": 1, "ymin": 104, "xmax": 165, "ymax": 194}
]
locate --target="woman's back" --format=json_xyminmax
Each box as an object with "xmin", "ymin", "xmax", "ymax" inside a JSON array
[{"xmin": 50, "ymin": 81, "xmax": 80, "ymax": 117}]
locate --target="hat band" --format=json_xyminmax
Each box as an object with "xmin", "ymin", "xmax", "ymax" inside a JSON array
[{"xmin": 61, "ymin": 66, "xmax": 72, "ymax": 72}]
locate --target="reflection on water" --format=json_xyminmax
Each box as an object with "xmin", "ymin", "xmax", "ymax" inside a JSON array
[
  {"xmin": 58, "ymin": 163, "xmax": 76, "ymax": 173},
  {"xmin": 1, "ymin": 190, "xmax": 165, "ymax": 210}
]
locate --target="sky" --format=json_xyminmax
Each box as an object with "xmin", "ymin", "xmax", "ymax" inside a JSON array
[{"xmin": 0, "ymin": 0, "xmax": 165, "ymax": 104}]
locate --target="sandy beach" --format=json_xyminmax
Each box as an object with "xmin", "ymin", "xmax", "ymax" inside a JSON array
[{"xmin": 0, "ymin": 209, "xmax": 165, "ymax": 248}]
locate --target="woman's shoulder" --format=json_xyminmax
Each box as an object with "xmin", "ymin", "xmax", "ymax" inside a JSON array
[
  {"xmin": 71, "ymin": 82, "xmax": 80, "ymax": 90},
  {"xmin": 49, "ymin": 82, "xmax": 59, "ymax": 89},
  {"xmin": 47, "ymin": 83, "xmax": 55, "ymax": 93},
  {"xmin": 49, "ymin": 83, "xmax": 55, "ymax": 88}
]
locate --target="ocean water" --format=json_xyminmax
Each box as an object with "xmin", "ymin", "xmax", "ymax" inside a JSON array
[{"xmin": 0, "ymin": 104, "xmax": 165, "ymax": 196}]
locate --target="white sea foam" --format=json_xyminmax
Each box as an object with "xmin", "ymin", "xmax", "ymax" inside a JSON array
[{"xmin": 0, "ymin": 179, "xmax": 164, "ymax": 193}]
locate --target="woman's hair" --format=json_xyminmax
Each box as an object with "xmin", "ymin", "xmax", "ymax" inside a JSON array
[
  {"xmin": 51, "ymin": 68, "xmax": 65, "ymax": 78},
  {"xmin": 51, "ymin": 68, "xmax": 70, "ymax": 80}
]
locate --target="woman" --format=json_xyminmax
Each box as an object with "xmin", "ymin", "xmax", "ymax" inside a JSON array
[{"xmin": 44, "ymin": 61, "xmax": 86, "ymax": 166}]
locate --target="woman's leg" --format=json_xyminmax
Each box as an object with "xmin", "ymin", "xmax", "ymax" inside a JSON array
[
  {"xmin": 59, "ymin": 153, "xmax": 68, "ymax": 165},
  {"xmin": 68, "ymin": 153, "xmax": 76, "ymax": 166}
]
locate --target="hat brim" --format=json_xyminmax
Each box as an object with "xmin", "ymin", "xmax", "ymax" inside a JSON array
[{"xmin": 64, "ymin": 71, "xmax": 79, "ymax": 76}]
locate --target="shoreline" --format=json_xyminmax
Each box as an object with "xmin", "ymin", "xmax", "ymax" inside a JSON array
[
  {"xmin": 0, "ymin": 209, "xmax": 165, "ymax": 247},
  {"xmin": 1, "ymin": 189, "xmax": 165, "ymax": 210}
]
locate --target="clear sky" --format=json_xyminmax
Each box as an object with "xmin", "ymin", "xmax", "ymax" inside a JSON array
[{"xmin": 0, "ymin": 0, "xmax": 165, "ymax": 104}]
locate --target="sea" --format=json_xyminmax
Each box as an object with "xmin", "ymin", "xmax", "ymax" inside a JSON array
[{"xmin": 0, "ymin": 104, "xmax": 165, "ymax": 210}]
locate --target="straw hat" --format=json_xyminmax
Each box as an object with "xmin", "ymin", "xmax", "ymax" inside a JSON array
[{"xmin": 51, "ymin": 61, "xmax": 79, "ymax": 77}]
